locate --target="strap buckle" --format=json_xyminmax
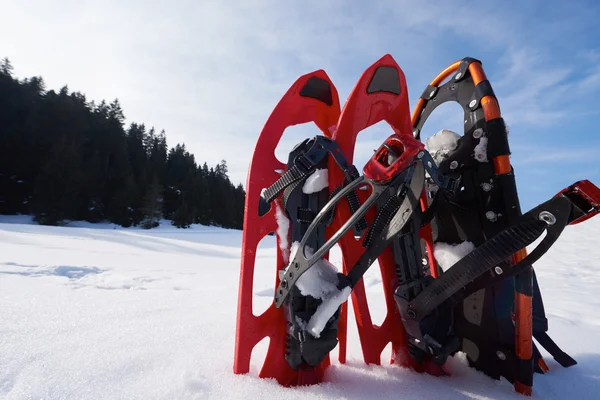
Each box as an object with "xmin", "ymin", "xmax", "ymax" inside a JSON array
[{"xmin": 556, "ymin": 180, "xmax": 600, "ymax": 225}]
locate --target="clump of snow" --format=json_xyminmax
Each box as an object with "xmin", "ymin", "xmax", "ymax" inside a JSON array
[
  {"xmin": 473, "ymin": 137, "xmax": 489, "ymax": 163},
  {"xmin": 274, "ymin": 202, "xmax": 290, "ymax": 263},
  {"xmin": 433, "ymin": 241, "xmax": 476, "ymax": 272},
  {"xmin": 425, "ymin": 129, "xmax": 461, "ymax": 165},
  {"xmin": 287, "ymin": 242, "xmax": 340, "ymax": 299},
  {"xmin": 302, "ymin": 168, "xmax": 329, "ymax": 194},
  {"xmin": 306, "ymin": 286, "xmax": 352, "ymax": 338},
  {"xmin": 285, "ymin": 242, "xmax": 349, "ymax": 338}
]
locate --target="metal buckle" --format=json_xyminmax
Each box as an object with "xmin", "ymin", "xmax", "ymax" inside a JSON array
[{"xmin": 556, "ymin": 180, "xmax": 600, "ymax": 225}]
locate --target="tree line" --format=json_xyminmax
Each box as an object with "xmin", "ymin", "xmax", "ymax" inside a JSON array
[{"xmin": 0, "ymin": 58, "xmax": 245, "ymax": 229}]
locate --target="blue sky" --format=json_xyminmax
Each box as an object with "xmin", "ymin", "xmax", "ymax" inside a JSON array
[{"xmin": 1, "ymin": 0, "xmax": 599, "ymax": 211}]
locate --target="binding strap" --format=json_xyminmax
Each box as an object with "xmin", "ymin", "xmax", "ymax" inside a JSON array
[
  {"xmin": 405, "ymin": 184, "xmax": 600, "ymax": 322},
  {"xmin": 263, "ymin": 153, "xmax": 316, "ymax": 203},
  {"xmin": 263, "ymin": 136, "xmax": 368, "ymax": 231},
  {"xmin": 533, "ymin": 331, "xmax": 577, "ymax": 368},
  {"xmin": 532, "ymin": 275, "xmax": 577, "ymax": 369}
]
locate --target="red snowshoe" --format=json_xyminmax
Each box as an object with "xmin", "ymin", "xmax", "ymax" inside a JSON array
[{"xmin": 233, "ymin": 54, "xmax": 600, "ymax": 395}]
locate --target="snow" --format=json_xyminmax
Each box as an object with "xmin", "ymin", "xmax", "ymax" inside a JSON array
[
  {"xmin": 285, "ymin": 242, "xmax": 350, "ymax": 338},
  {"xmin": 302, "ymin": 169, "xmax": 329, "ymax": 194},
  {"xmin": 425, "ymin": 129, "xmax": 461, "ymax": 165},
  {"xmin": 306, "ymin": 286, "xmax": 352, "ymax": 338},
  {"xmin": 1, "ymin": 214, "xmax": 600, "ymax": 399},
  {"xmin": 474, "ymin": 137, "xmax": 489, "ymax": 163},
  {"xmin": 275, "ymin": 202, "xmax": 290, "ymax": 263},
  {"xmin": 433, "ymin": 241, "xmax": 477, "ymax": 272},
  {"xmin": 287, "ymin": 242, "xmax": 340, "ymax": 300}
]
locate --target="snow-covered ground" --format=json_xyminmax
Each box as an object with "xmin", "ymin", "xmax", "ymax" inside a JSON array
[{"xmin": 1, "ymin": 214, "xmax": 600, "ymax": 399}]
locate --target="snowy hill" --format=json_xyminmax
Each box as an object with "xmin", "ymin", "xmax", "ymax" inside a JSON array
[{"xmin": 1, "ymin": 215, "xmax": 599, "ymax": 399}]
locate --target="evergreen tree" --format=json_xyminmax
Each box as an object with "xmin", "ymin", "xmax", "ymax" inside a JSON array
[
  {"xmin": 0, "ymin": 57, "xmax": 246, "ymax": 230},
  {"xmin": 172, "ymin": 198, "xmax": 193, "ymax": 228},
  {"xmin": 140, "ymin": 179, "xmax": 163, "ymax": 229}
]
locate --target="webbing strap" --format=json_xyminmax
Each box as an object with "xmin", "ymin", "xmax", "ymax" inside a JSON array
[
  {"xmin": 362, "ymin": 194, "xmax": 402, "ymax": 248},
  {"xmin": 533, "ymin": 332, "xmax": 577, "ymax": 368},
  {"xmin": 263, "ymin": 155, "xmax": 314, "ymax": 203},
  {"xmin": 409, "ymin": 194, "xmax": 585, "ymax": 320},
  {"xmin": 346, "ymin": 163, "xmax": 425, "ymax": 288},
  {"xmin": 409, "ymin": 218, "xmax": 547, "ymax": 319}
]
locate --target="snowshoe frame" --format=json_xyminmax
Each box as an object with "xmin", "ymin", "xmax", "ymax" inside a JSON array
[{"xmin": 233, "ymin": 54, "xmax": 600, "ymax": 395}]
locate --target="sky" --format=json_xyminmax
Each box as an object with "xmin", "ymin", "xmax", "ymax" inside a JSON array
[{"xmin": 1, "ymin": 0, "xmax": 599, "ymax": 211}]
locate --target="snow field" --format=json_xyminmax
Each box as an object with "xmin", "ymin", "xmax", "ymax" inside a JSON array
[{"xmin": 1, "ymin": 215, "xmax": 600, "ymax": 399}]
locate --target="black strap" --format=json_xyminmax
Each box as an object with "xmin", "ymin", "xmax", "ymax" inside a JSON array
[
  {"xmin": 469, "ymin": 80, "xmax": 495, "ymax": 110},
  {"xmin": 408, "ymin": 193, "xmax": 585, "ymax": 321},
  {"xmin": 534, "ymin": 331, "xmax": 577, "ymax": 368},
  {"xmin": 344, "ymin": 166, "xmax": 368, "ymax": 232},
  {"xmin": 346, "ymin": 163, "xmax": 425, "ymax": 288},
  {"xmin": 486, "ymin": 118, "xmax": 511, "ymax": 158},
  {"xmin": 419, "ymin": 191, "xmax": 442, "ymax": 228},
  {"xmin": 297, "ymin": 208, "xmax": 317, "ymax": 223},
  {"xmin": 531, "ymin": 269, "xmax": 577, "ymax": 369},
  {"xmin": 408, "ymin": 218, "xmax": 548, "ymax": 320},
  {"xmin": 263, "ymin": 155, "xmax": 315, "ymax": 203},
  {"xmin": 462, "ymin": 196, "xmax": 572, "ymax": 297},
  {"xmin": 362, "ymin": 194, "xmax": 402, "ymax": 248}
]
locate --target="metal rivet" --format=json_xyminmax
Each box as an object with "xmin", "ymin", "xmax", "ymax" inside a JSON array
[
  {"xmin": 408, "ymin": 309, "xmax": 417, "ymax": 319},
  {"xmin": 450, "ymin": 160, "xmax": 459, "ymax": 170},
  {"xmin": 422, "ymin": 258, "xmax": 428, "ymax": 266},
  {"xmin": 417, "ymin": 151, "xmax": 424, "ymax": 159},
  {"xmin": 428, "ymin": 161, "xmax": 432, "ymax": 168},
  {"xmin": 473, "ymin": 128, "xmax": 483, "ymax": 139},
  {"xmin": 481, "ymin": 183, "xmax": 492, "ymax": 192},
  {"xmin": 281, "ymin": 280, "xmax": 288, "ymax": 289},
  {"xmin": 494, "ymin": 266, "xmax": 503, "ymax": 275},
  {"xmin": 486, "ymin": 211, "xmax": 497, "ymax": 222},
  {"xmin": 539, "ymin": 211, "xmax": 556, "ymax": 225},
  {"xmin": 455, "ymin": 72, "xmax": 463, "ymax": 80},
  {"xmin": 469, "ymin": 99, "xmax": 477, "ymax": 109},
  {"xmin": 497, "ymin": 351, "xmax": 506, "ymax": 361},
  {"xmin": 429, "ymin": 90, "xmax": 436, "ymax": 98}
]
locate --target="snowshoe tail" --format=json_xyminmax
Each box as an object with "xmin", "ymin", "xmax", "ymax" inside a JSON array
[
  {"xmin": 233, "ymin": 69, "xmax": 341, "ymax": 386},
  {"xmin": 407, "ymin": 57, "xmax": 600, "ymax": 395}
]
